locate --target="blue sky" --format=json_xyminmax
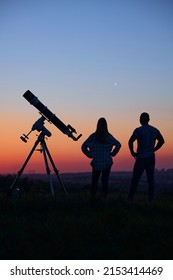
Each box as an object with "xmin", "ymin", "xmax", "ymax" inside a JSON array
[
  {"xmin": 1, "ymin": 1, "xmax": 172, "ymax": 109},
  {"xmin": 1, "ymin": 0, "xmax": 173, "ymax": 173}
]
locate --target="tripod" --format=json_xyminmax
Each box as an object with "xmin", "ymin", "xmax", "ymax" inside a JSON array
[{"xmin": 9, "ymin": 131, "xmax": 68, "ymax": 197}]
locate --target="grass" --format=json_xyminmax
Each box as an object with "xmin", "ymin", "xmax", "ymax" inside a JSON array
[{"xmin": 0, "ymin": 176, "xmax": 173, "ymax": 260}]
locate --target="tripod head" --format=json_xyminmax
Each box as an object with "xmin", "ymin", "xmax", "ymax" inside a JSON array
[{"xmin": 20, "ymin": 115, "xmax": 51, "ymax": 143}]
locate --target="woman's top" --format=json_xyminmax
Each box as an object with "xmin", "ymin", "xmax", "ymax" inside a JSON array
[{"xmin": 81, "ymin": 133, "xmax": 121, "ymax": 170}]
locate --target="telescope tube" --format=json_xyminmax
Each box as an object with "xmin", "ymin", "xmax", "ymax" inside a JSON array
[{"xmin": 23, "ymin": 90, "xmax": 81, "ymax": 141}]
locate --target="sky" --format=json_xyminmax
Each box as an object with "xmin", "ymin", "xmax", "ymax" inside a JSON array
[{"xmin": 0, "ymin": 0, "xmax": 173, "ymax": 174}]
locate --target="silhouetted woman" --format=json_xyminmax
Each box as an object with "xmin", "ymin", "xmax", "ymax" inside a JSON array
[{"xmin": 81, "ymin": 118, "xmax": 121, "ymax": 198}]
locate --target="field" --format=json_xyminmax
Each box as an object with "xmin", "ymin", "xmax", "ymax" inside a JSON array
[{"xmin": 0, "ymin": 171, "xmax": 173, "ymax": 260}]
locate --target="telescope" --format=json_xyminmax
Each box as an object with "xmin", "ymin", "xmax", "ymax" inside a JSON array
[
  {"xmin": 8, "ymin": 90, "xmax": 82, "ymax": 197},
  {"xmin": 23, "ymin": 90, "xmax": 82, "ymax": 141}
]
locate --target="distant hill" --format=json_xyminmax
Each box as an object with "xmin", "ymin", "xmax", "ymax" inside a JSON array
[{"xmin": 4, "ymin": 169, "xmax": 172, "ymax": 193}]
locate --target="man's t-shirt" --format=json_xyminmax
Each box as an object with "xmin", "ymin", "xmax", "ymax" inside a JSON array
[{"xmin": 132, "ymin": 125, "xmax": 162, "ymax": 158}]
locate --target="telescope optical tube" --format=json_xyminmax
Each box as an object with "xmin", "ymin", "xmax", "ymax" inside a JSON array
[{"xmin": 23, "ymin": 90, "xmax": 81, "ymax": 140}]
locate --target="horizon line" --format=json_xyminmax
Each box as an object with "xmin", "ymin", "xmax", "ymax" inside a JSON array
[{"xmin": 1, "ymin": 167, "xmax": 173, "ymax": 176}]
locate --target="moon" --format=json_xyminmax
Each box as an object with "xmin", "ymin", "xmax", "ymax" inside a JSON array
[{"xmin": 114, "ymin": 82, "xmax": 117, "ymax": 86}]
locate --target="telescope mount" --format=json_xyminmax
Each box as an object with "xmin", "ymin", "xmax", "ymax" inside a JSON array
[{"xmin": 9, "ymin": 117, "xmax": 68, "ymax": 197}]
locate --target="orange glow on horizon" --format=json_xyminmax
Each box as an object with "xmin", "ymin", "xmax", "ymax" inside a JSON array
[
  {"xmin": 1, "ymin": 132, "xmax": 172, "ymax": 174},
  {"xmin": 1, "ymin": 108, "xmax": 172, "ymax": 175}
]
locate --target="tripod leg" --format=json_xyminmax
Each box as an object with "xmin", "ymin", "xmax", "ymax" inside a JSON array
[
  {"xmin": 41, "ymin": 142, "xmax": 55, "ymax": 197},
  {"xmin": 8, "ymin": 139, "xmax": 40, "ymax": 195},
  {"xmin": 43, "ymin": 140, "xmax": 68, "ymax": 196}
]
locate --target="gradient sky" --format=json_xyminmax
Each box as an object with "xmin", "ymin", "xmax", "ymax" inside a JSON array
[{"xmin": 1, "ymin": 0, "xmax": 173, "ymax": 174}]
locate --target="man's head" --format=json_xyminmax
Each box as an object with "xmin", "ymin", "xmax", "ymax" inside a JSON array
[{"xmin": 140, "ymin": 112, "xmax": 150, "ymax": 125}]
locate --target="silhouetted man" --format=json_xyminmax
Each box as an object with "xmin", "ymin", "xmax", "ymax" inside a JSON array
[{"xmin": 128, "ymin": 112, "xmax": 165, "ymax": 202}]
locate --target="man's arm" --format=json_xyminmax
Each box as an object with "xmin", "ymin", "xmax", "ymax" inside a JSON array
[
  {"xmin": 128, "ymin": 134, "xmax": 137, "ymax": 158},
  {"xmin": 154, "ymin": 132, "xmax": 165, "ymax": 152}
]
